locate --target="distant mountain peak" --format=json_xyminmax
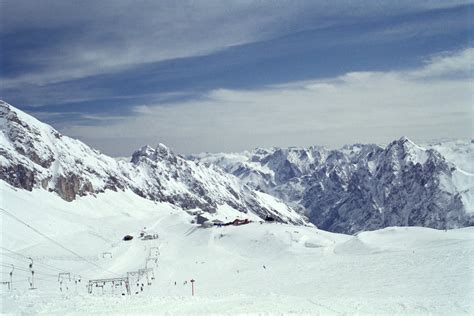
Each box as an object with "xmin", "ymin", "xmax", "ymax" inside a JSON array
[{"xmin": 192, "ymin": 138, "xmax": 474, "ymax": 233}]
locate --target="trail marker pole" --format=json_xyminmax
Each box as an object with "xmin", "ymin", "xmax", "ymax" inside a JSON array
[
  {"xmin": 190, "ymin": 279, "xmax": 195, "ymax": 296},
  {"xmin": 10, "ymin": 264, "xmax": 14, "ymax": 290},
  {"xmin": 28, "ymin": 257, "xmax": 35, "ymax": 290}
]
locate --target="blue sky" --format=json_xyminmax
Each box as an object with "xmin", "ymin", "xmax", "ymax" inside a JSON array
[{"xmin": 1, "ymin": 1, "xmax": 473, "ymax": 155}]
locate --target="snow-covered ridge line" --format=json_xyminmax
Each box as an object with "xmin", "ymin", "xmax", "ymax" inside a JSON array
[
  {"xmin": 0, "ymin": 100, "xmax": 307, "ymax": 225},
  {"xmin": 191, "ymin": 137, "xmax": 474, "ymax": 233},
  {"xmin": 2, "ymin": 99, "xmax": 472, "ymax": 233}
]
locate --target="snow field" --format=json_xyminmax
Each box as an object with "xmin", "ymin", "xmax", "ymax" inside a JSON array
[{"xmin": 1, "ymin": 181, "xmax": 473, "ymax": 314}]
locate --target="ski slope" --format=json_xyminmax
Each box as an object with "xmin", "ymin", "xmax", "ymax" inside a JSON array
[{"xmin": 1, "ymin": 181, "xmax": 473, "ymax": 314}]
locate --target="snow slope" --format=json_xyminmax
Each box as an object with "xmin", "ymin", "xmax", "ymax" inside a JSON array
[
  {"xmin": 1, "ymin": 181, "xmax": 473, "ymax": 314},
  {"xmin": 426, "ymin": 140, "xmax": 474, "ymax": 173},
  {"xmin": 0, "ymin": 100, "xmax": 306, "ymax": 224}
]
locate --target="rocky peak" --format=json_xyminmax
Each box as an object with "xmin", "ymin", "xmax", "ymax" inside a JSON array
[
  {"xmin": 194, "ymin": 138, "xmax": 474, "ymax": 233},
  {"xmin": 1, "ymin": 101, "xmax": 56, "ymax": 169},
  {"xmin": 155, "ymin": 143, "xmax": 173, "ymax": 159},
  {"xmin": 131, "ymin": 145, "xmax": 155, "ymax": 163},
  {"xmin": 385, "ymin": 136, "xmax": 428, "ymax": 164},
  {"xmin": 0, "ymin": 101, "xmax": 307, "ymax": 225},
  {"xmin": 131, "ymin": 143, "xmax": 176, "ymax": 165}
]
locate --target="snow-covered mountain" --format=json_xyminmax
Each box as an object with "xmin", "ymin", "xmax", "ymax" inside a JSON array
[
  {"xmin": 2, "ymin": 99, "xmax": 472, "ymax": 233},
  {"xmin": 3, "ymin": 179, "xmax": 472, "ymax": 314},
  {"xmin": 191, "ymin": 138, "xmax": 474, "ymax": 233},
  {"xmin": 0, "ymin": 101, "xmax": 306, "ymax": 224},
  {"xmin": 425, "ymin": 140, "xmax": 474, "ymax": 173},
  {"xmin": 1, "ymin": 100, "xmax": 473, "ymax": 314}
]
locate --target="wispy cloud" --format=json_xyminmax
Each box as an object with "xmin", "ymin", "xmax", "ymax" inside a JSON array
[
  {"xmin": 410, "ymin": 47, "xmax": 474, "ymax": 78},
  {"xmin": 1, "ymin": 1, "xmax": 472, "ymax": 88},
  {"xmin": 2, "ymin": 2, "xmax": 472, "ymax": 155},
  {"xmin": 59, "ymin": 48, "xmax": 473, "ymax": 155}
]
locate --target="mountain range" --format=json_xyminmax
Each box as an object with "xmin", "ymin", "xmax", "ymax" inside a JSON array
[
  {"xmin": 0, "ymin": 101, "xmax": 305, "ymax": 225},
  {"xmin": 191, "ymin": 139, "xmax": 474, "ymax": 234},
  {"xmin": 1, "ymin": 100, "xmax": 473, "ymax": 233}
]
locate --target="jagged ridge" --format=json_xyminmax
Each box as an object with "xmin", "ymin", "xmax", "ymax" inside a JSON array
[
  {"xmin": 191, "ymin": 138, "xmax": 474, "ymax": 233},
  {"xmin": 0, "ymin": 101, "xmax": 306, "ymax": 225}
]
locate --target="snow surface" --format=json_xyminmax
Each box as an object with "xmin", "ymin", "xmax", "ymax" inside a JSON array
[
  {"xmin": 426, "ymin": 140, "xmax": 474, "ymax": 173},
  {"xmin": 1, "ymin": 181, "xmax": 473, "ymax": 315},
  {"xmin": 424, "ymin": 140, "xmax": 474, "ymax": 213}
]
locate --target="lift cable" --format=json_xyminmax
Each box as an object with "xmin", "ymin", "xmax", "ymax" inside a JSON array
[
  {"xmin": 0, "ymin": 268, "xmax": 66, "ymax": 284},
  {"xmin": 0, "ymin": 247, "xmax": 87, "ymax": 278},
  {"xmin": 0, "ymin": 263, "xmax": 57, "ymax": 278},
  {"xmin": 0, "ymin": 207, "xmax": 120, "ymax": 277}
]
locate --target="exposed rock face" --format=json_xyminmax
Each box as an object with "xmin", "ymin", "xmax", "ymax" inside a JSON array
[
  {"xmin": 3, "ymin": 99, "xmax": 471, "ymax": 232},
  {"xmin": 0, "ymin": 164, "xmax": 35, "ymax": 191},
  {"xmin": 0, "ymin": 101, "xmax": 131, "ymax": 201},
  {"xmin": 55, "ymin": 175, "xmax": 94, "ymax": 202},
  {"xmin": 127, "ymin": 144, "xmax": 304, "ymax": 223},
  {"xmin": 191, "ymin": 138, "xmax": 474, "ymax": 233},
  {"xmin": 0, "ymin": 101, "xmax": 306, "ymax": 225},
  {"xmin": 302, "ymin": 139, "xmax": 469, "ymax": 233}
]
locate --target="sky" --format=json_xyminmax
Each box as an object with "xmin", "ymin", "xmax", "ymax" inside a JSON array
[{"xmin": 1, "ymin": 0, "xmax": 473, "ymax": 156}]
